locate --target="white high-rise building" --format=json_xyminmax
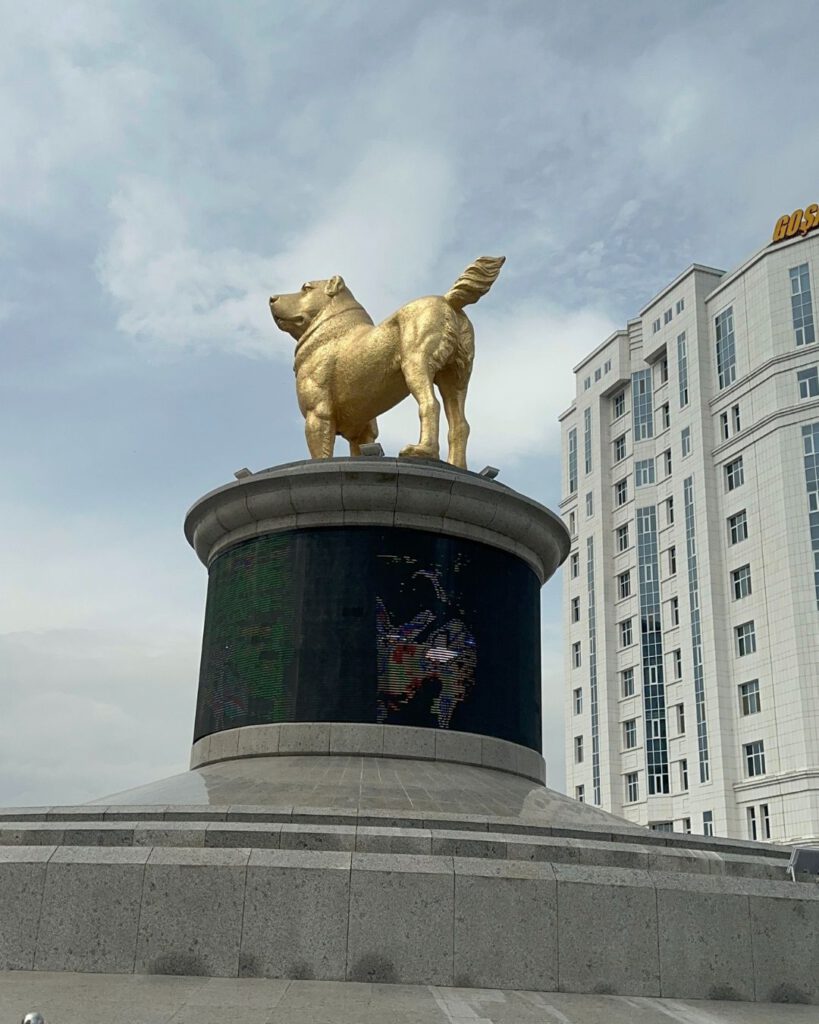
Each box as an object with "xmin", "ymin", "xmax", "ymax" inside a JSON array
[{"xmin": 560, "ymin": 214, "xmax": 819, "ymax": 843}]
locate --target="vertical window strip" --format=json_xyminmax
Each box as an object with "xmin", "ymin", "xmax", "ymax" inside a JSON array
[
  {"xmin": 631, "ymin": 369, "xmax": 654, "ymax": 440},
  {"xmin": 791, "ymin": 264, "xmax": 816, "ymax": 346},
  {"xmin": 636, "ymin": 506, "xmax": 669, "ymax": 795},
  {"xmin": 584, "ymin": 408, "xmax": 592, "ymax": 474},
  {"xmin": 586, "ymin": 536, "xmax": 601, "ymax": 805},
  {"xmin": 677, "ymin": 332, "xmax": 689, "ymax": 408},
  {"xmin": 801, "ymin": 423, "xmax": 819, "ymax": 607},
  {"xmin": 683, "ymin": 476, "xmax": 711, "ymax": 782},
  {"xmin": 715, "ymin": 307, "xmax": 736, "ymax": 389},
  {"xmin": 568, "ymin": 428, "xmax": 578, "ymax": 494}
]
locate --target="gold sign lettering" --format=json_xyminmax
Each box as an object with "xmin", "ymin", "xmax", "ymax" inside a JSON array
[{"xmin": 772, "ymin": 204, "xmax": 819, "ymax": 243}]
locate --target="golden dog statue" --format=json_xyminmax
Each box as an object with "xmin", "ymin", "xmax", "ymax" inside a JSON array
[{"xmin": 269, "ymin": 256, "xmax": 505, "ymax": 468}]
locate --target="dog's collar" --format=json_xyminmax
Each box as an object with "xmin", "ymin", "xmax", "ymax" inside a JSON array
[{"xmin": 294, "ymin": 301, "xmax": 372, "ymax": 354}]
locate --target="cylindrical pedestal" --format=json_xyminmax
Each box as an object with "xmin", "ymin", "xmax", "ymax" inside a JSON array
[{"xmin": 184, "ymin": 458, "xmax": 569, "ymax": 782}]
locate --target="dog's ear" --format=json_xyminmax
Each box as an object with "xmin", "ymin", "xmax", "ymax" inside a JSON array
[{"xmin": 325, "ymin": 275, "xmax": 345, "ymax": 297}]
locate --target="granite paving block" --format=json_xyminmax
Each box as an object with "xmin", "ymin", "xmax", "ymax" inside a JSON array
[
  {"xmin": 205, "ymin": 823, "xmax": 282, "ymax": 848},
  {"xmin": 135, "ymin": 848, "xmax": 249, "ymax": 977},
  {"xmin": 280, "ymin": 824, "xmax": 357, "ymax": 852},
  {"xmin": 555, "ymin": 864, "xmax": 660, "ymax": 996},
  {"xmin": 237, "ymin": 724, "xmax": 280, "ymax": 758},
  {"xmin": 240, "ymin": 850, "xmax": 351, "ymax": 980},
  {"xmin": 750, "ymin": 888, "xmax": 819, "ymax": 1004},
  {"xmin": 329, "ymin": 723, "xmax": 385, "ymax": 755},
  {"xmin": 454, "ymin": 858, "xmax": 557, "ymax": 991},
  {"xmin": 481, "ymin": 737, "xmax": 517, "ymax": 774},
  {"xmin": 133, "ymin": 824, "xmax": 207, "ymax": 847},
  {"xmin": 355, "ymin": 826, "xmax": 432, "ymax": 854},
  {"xmin": 34, "ymin": 847, "xmax": 149, "ymax": 973},
  {"xmin": 347, "ymin": 853, "xmax": 454, "ymax": 986},
  {"xmin": 434, "ymin": 730, "xmax": 482, "ymax": 766},
  {"xmin": 0, "ymin": 846, "xmax": 53, "ymax": 970},
  {"xmin": 654, "ymin": 873, "xmax": 754, "ymax": 1000},
  {"xmin": 383, "ymin": 726, "xmax": 436, "ymax": 760},
  {"xmin": 277, "ymin": 723, "xmax": 331, "ymax": 754},
  {"xmin": 431, "ymin": 829, "xmax": 508, "ymax": 858}
]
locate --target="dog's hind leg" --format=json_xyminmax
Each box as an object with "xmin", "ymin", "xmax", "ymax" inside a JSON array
[
  {"xmin": 305, "ymin": 409, "xmax": 336, "ymax": 459},
  {"xmin": 399, "ymin": 356, "xmax": 441, "ymax": 462},
  {"xmin": 436, "ymin": 368, "xmax": 470, "ymax": 469},
  {"xmin": 348, "ymin": 419, "xmax": 378, "ymax": 456}
]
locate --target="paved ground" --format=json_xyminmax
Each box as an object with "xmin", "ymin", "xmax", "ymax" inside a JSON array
[{"xmin": 1, "ymin": 973, "xmax": 816, "ymax": 1024}]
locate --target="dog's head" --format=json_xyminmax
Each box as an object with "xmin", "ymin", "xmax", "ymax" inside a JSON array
[{"xmin": 269, "ymin": 276, "xmax": 346, "ymax": 340}]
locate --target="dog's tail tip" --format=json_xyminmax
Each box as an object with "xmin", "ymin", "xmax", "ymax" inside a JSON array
[{"xmin": 444, "ymin": 256, "xmax": 506, "ymax": 311}]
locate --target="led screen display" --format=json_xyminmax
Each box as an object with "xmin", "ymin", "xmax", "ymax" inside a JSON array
[{"xmin": 194, "ymin": 526, "xmax": 541, "ymax": 750}]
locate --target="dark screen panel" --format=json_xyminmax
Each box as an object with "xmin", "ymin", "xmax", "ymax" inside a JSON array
[{"xmin": 195, "ymin": 526, "xmax": 541, "ymax": 750}]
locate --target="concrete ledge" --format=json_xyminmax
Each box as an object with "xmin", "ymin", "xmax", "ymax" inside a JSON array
[
  {"xmin": 190, "ymin": 723, "xmax": 546, "ymax": 784},
  {"xmin": 0, "ymin": 848, "xmax": 815, "ymax": 1001},
  {"xmin": 184, "ymin": 458, "xmax": 570, "ymax": 584}
]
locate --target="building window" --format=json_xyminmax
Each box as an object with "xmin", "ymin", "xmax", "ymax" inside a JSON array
[
  {"xmin": 739, "ymin": 679, "xmax": 761, "ymax": 716},
  {"xmin": 613, "ymin": 390, "xmax": 626, "ymax": 419},
  {"xmin": 747, "ymin": 806, "xmax": 757, "ymax": 841},
  {"xmin": 614, "ymin": 434, "xmax": 626, "ymax": 462},
  {"xmin": 676, "ymin": 703, "xmax": 685, "ymax": 734},
  {"xmin": 658, "ymin": 354, "xmax": 669, "ymax": 383},
  {"xmin": 668, "ymin": 546, "xmax": 677, "ymax": 576},
  {"xmin": 621, "ymin": 667, "xmax": 635, "ymax": 697},
  {"xmin": 586, "ymin": 492, "xmax": 594, "ymax": 517},
  {"xmin": 676, "ymin": 298, "xmax": 685, "ymax": 314},
  {"xmin": 679, "ymin": 759, "xmax": 689, "ymax": 792},
  {"xmin": 715, "ymin": 306, "xmax": 737, "ymax": 390},
  {"xmin": 632, "ymin": 369, "xmax": 654, "ymax": 440},
  {"xmin": 635, "ymin": 459, "xmax": 655, "ymax": 486},
  {"xmin": 584, "ymin": 376, "xmax": 591, "ymax": 390},
  {"xmin": 802, "ymin": 423, "xmax": 819, "ymax": 607},
  {"xmin": 570, "ymin": 551, "xmax": 580, "ymax": 578},
  {"xmin": 584, "ymin": 407, "xmax": 592, "ymax": 474},
  {"xmin": 619, "ymin": 618, "xmax": 633, "ymax": 647},
  {"xmin": 572, "ymin": 641, "xmax": 581, "ymax": 668},
  {"xmin": 732, "ymin": 404, "xmax": 741, "ymax": 432},
  {"xmin": 652, "ymin": 317, "xmax": 661, "ymax": 334},
  {"xmin": 663, "ymin": 309, "xmax": 673, "ymax": 327},
  {"xmin": 797, "ymin": 367, "xmax": 819, "ymax": 400},
  {"xmin": 677, "ymin": 332, "xmax": 689, "ymax": 408},
  {"xmin": 574, "ymin": 735, "xmax": 584, "ymax": 763},
  {"xmin": 720, "ymin": 411, "xmax": 729, "ymax": 440},
  {"xmin": 670, "ymin": 595, "xmax": 679, "ymax": 626},
  {"xmin": 744, "ymin": 740, "xmax": 766, "ymax": 777},
  {"xmin": 666, "ymin": 496, "xmax": 674, "ymax": 525},
  {"xmin": 684, "ymin": 476, "xmax": 711, "ymax": 784},
  {"xmin": 725, "ymin": 457, "xmax": 744, "ymax": 491},
  {"xmin": 575, "ymin": 784, "xmax": 585, "ymax": 802},
  {"xmin": 761, "ymin": 803, "xmax": 771, "ymax": 840},
  {"xmin": 660, "ymin": 402, "xmax": 670, "ymax": 430},
  {"xmin": 731, "ymin": 564, "xmax": 752, "ymax": 600},
  {"xmin": 728, "ymin": 510, "xmax": 748, "ymax": 544},
  {"xmin": 791, "ymin": 263, "xmax": 816, "ymax": 346},
  {"xmin": 594, "ymin": 367, "xmax": 601, "ymax": 382},
  {"xmin": 682, "ymin": 817, "xmax": 692, "ymax": 834},
  {"xmin": 571, "ymin": 596, "xmax": 581, "ymax": 622},
  {"xmin": 568, "ymin": 511, "xmax": 577, "ymax": 536},
  {"xmin": 615, "ymin": 479, "xmax": 628, "ymax": 507},
  {"xmin": 604, "ymin": 359, "xmax": 612, "ymax": 373},
  {"xmin": 681, "ymin": 427, "xmax": 691, "ymax": 458},
  {"xmin": 650, "ymin": 821, "xmax": 674, "ymax": 833},
  {"xmin": 573, "ymin": 687, "xmax": 583, "ymax": 714},
  {"xmin": 616, "ymin": 523, "xmax": 629, "ymax": 552},
  {"xmin": 623, "ymin": 719, "xmax": 637, "ymax": 749},
  {"xmin": 735, "ymin": 621, "xmax": 757, "ymax": 657},
  {"xmin": 625, "ymin": 772, "xmax": 639, "ymax": 803},
  {"xmin": 662, "ymin": 448, "xmax": 672, "ymax": 476},
  {"xmin": 618, "ymin": 570, "xmax": 631, "ymax": 599},
  {"xmin": 567, "ymin": 427, "xmax": 578, "ymax": 493},
  {"xmin": 703, "ymin": 810, "xmax": 714, "ymax": 837},
  {"xmin": 671, "ymin": 648, "xmax": 682, "ymax": 680}
]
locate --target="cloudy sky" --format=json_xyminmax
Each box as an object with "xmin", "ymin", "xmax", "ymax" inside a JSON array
[{"xmin": 2, "ymin": 1, "xmax": 817, "ymax": 805}]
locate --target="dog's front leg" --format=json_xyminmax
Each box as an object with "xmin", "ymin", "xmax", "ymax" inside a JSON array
[{"xmin": 304, "ymin": 409, "xmax": 336, "ymax": 459}]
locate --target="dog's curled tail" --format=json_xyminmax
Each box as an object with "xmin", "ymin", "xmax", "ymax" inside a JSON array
[{"xmin": 444, "ymin": 256, "xmax": 506, "ymax": 311}]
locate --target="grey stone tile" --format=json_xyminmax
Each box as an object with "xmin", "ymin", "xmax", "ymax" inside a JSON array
[
  {"xmin": 164, "ymin": 805, "xmax": 229, "ymax": 821},
  {"xmin": 431, "ymin": 829, "xmax": 508, "ymax": 858},
  {"xmin": 280, "ymin": 824, "xmax": 357, "ymax": 852},
  {"xmin": 555, "ymin": 864, "xmax": 660, "ymax": 996},
  {"xmin": 656, "ymin": 879, "xmax": 754, "ymax": 1000},
  {"xmin": 237, "ymin": 724, "xmax": 281, "ymax": 757},
  {"xmin": 104, "ymin": 805, "xmax": 169, "ymax": 821},
  {"xmin": 208, "ymin": 729, "xmax": 241, "ymax": 762},
  {"xmin": 434, "ymin": 730, "xmax": 482, "ymax": 766},
  {"xmin": 240, "ymin": 850, "xmax": 351, "ymax": 980},
  {"xmin": 0, "ymin": 846, "xmax": 53, "ymax": 969},
  {"xmin": 0, "ymin": 825, "xmax": 64, "ymax": 845},
  {"xmin": 383, "ymin": 726, "xmax": 436, "ymax": 760},
  {"xmin": 135, "ymin": 848, "xmax": 249, "ymax": 977},
  {"xmin": 133, "ymin": 824, "xmax": 207, "ymax": 847},
  {"xmin": 205, "ymin": 822, "xmax": 282, "ymax": 848},
  {"xmin": 34, "ymin": 847, "xmax": 149, "ymax": 973},
  {"xmin": 330, "ymin": 723, "xmax": 385, "ymax": 755},
  {"xmin": 347, "ymin": 853, "xmax": 454, "ymax": 985},
  {"xmin": 454, "ymin": 858, "xmax": 557, "ymax": 991},
  {"xmin": 277, "ymin": 723, "xmax": 331, "ymax": 754},
  {"xmin": 62, "ymin": 824, "xmax": 136, "ymax": 846},
  {"xmin": 481, "ymin": 737, "xmax": 518, "ymax": 774},
  {"xmin": 355, "ymin": 826, "xmax": 432, "ymax": 854},
  {"xmin": 750, "ymin": 892, "xmax": 819, "ymax": 1004}
]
